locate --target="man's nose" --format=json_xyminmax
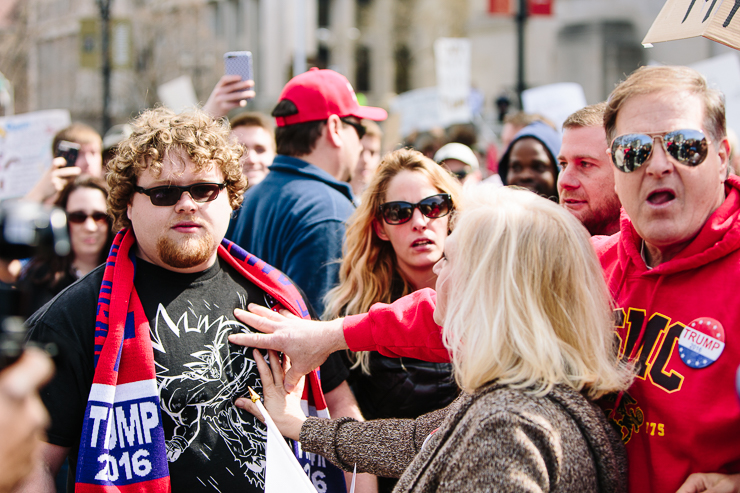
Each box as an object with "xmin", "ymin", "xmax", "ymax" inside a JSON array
[
  {"xmin": 644, "ymin": 139, "xmax": 674, "ymax": 176},
  {"xmin": 514, "ymin": 168, "xmax": 537, "ymax": 183},
  {"xmin": 175, "ymin": 191, "xmax": 198, "ymax": 211},
  {"xmin": 558, "ymin": 164, "xmax": 580, "ymax": 190}
]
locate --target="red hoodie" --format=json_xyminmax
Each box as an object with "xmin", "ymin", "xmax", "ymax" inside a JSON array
[
  {"xmin": 591, "ymin": 175, "xmax": 740, "ymax": 493},
  {"xmin": 343, "ymin": 175, "xmax": 740, "ymax": 493}
]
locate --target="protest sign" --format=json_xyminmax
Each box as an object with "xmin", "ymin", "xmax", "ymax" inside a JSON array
[
  {"xmin": 158, "ymin": 76, "xmax": 199, "ymax": 114},
  {"xmin": 521, "ymin": 82, "xmax": 587, "ymax": 131},
  {"xmin": 643, "ymin": 0, "xmax": 740, "ymax": 50},
  {"xmin": 390, "ymin": 87, "xmax": 441, "ymax": 137},
  {"xmin": 0, "ymin": 109, "xmax": 71, "ymax": 200},
  {"xmin": 434, "ymin": 38, "xmax": 472, "ymax": 127},
  {"xmin": 690, "ymin": 52, "xmax": 740, "ymax": 134}
]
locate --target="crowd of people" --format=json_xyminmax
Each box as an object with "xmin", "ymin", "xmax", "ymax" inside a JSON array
[{"xmin": 0, "ymin": 60, "xmax": 738, "ymax": 493}]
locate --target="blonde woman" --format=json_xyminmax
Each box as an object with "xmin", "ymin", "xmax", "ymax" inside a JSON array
[{"xmin": 236, "ymin": 186, "xmax": 633, "ymax": 492}]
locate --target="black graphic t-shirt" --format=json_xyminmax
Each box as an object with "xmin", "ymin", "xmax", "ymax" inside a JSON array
[{"xmin": 28, "ymin": 256, "xmax": 347, "ymax": 492}]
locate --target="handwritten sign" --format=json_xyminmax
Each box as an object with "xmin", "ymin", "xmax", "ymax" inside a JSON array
[
  {"xmin": 0, "ymin": 109, "xmax": 71, "ymax": 200},
  {"xmin": 643, "ymin": 0, "xmax": 740, "ymax": 50}
]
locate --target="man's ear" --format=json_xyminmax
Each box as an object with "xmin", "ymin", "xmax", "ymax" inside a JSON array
[
  {"xmin": 325, "ymin": 114, "xmax": 343, "ymax": 148},
  {"xmin": 718, "ymin": 136, "xmax": 730, "ymax": 182},
  {"xmin": 127, "ymin": 201, "xmax": 133, "ymax": 223},
  {"xmin": 373, "ymin": 218, "xmax": 389, "ymax": 241}
]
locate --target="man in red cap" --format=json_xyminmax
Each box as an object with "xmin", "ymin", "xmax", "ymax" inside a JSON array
[{"xmin": 229, "ymin": 68, "xmax": 386, "ymax": 316}]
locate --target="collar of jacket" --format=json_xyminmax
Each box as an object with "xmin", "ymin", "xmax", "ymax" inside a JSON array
[{"xmin": 269, "ymin": 154, "xmax": 355, "ymax": 203}]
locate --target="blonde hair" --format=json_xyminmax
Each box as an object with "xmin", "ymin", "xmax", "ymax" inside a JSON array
[
  {"xmin": 441, "ymin": 186, "xmax": 633, "ymax": 398},
  {"xmin": 563, "ymin": 102, "xmax": 607, "ymax": 130},
  {"xmin": 324, "ymin": 148, "xmax": 461, "ymax": 373},
  {"xmin": 108, "ymin": 107, "xmax": 246, "ymax": 231},
  {"xmin": 605, "ymin": 65, "xmax": 725, "ymax": 144}
]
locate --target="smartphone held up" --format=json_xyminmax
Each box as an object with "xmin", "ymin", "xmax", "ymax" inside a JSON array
[
  {"xmin": 56, "ymin": 140, "xmax": 80, "ymax": 168},
  {"xmin": 224, "ymin": 51, "xmax": 253, "ymax": 105}
]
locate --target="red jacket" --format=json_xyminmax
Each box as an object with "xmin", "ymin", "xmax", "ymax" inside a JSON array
[{"xmin": 343, "ymin": 175, "xmax": 740, "ymax": 493}]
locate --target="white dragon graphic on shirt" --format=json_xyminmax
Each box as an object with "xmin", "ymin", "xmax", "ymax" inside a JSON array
[{"xmin": 149, "ymin": 295, "xmax": 272, "ymax": 489}]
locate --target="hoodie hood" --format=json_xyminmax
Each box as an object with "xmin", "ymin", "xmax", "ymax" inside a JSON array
[
  {"xmin": 498, "ymin": 121, "xmax": 562, "ymax": 185},
  {"xmin": 546, "ymin": 385, "xmax": 628, "ymax": 493}
]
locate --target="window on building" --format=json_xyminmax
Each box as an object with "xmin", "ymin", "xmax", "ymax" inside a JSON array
[
  {"xmin": 394, "ymin": 44, "xmax": 411, "ymax": 94},
  {"xmin": 318, "ymin": 0, "xmax": 330, "ymax": 27},
  {"xmin": 355, "ymin": 44, "xmax": 370, "ymax": 92}
]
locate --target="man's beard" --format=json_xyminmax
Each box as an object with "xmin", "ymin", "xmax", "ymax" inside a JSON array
[
  {"xmin": 156, "ymin": 231, "xmax": 215, "ymax": 269},
  {"xmin": 581, "ymin": 196, "xmax": 622, "ymax": 236}
]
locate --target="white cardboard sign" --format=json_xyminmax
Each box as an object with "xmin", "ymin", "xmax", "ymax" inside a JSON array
[
  {"xmin": 434, "ymin": 38, "xmax": 472, "ymax": 127},
  {"xmin": 643, "ymin": 0, "xmax": 740, "ymax": 50},
  {"xmin": 0, "ymin": 109, "xmax": 71, "ymax": 200}
]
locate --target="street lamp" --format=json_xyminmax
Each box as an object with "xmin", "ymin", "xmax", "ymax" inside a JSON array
[
  {"xmin": 516, "ymin": 0, "xmax": 527, "ymax": 107},
  {"xmin": 96, "ymin": 0, "xmax": 112, "ymax": 133}
]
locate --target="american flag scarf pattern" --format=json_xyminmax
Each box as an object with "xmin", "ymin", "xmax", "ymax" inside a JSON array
[{"xmin": 75, "ymin": 228, "xmax": 337, "ymax": 492}]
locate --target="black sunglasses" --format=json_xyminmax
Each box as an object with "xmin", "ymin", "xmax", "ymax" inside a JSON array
[
  {"xmin": 67, "ymin": 211, "xmax": 109, "ymax": 224},
  {"xmin": 379, "ymin": 193, "xmax": 453, "ymax": 225},
  {"xmin": 610, "ymin": 129, "xmax": 710, "ymax": 173},
  {"xmin": 134, "ymin": 183, "xmax": 226, "ymax": 207},
  {"xmin": 340, "ymin": 118, "xmax": 366, "ymax": 139}
]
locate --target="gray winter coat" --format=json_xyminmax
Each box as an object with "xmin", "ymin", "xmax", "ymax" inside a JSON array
[{"xmin": 300, "ymin": 383, "xmax": 627, "ymax": 492}]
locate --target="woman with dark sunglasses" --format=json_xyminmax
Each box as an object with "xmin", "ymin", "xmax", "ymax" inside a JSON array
[
  {"xmin": 322, "ymin": 148, "xmax": 461, "ymax": 492},
  {"xmin": 18, "ymin": 175, "xmax": 115, "ymax": 314}
]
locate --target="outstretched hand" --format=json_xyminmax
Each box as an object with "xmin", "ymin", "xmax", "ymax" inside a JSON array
[
  {"xmin": 235, "ymin": 349, "xmax": 306, "ymax": 441},
  {"xmin": 202, "ymin": 75, "xmax": 255, "ymax": 118},
  {"xmin": 229, "ymin": 304, "xmax": 348, "ymax": 391},
  {"xmin": 24, "ymin": 157, "xmax": 81, "ymax": 204},
  {"xmin": 676, "ymin": 473, "xmax": 740, "ymax": 493}
]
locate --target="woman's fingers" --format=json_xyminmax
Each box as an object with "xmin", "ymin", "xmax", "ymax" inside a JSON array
[
  {"xmin": 234, "ymin": 397, "xmax": 264, "ymax": 423},
  {"xmin": 252, "ymin": 348, "xmax": 274, "ymax": 387},
  {"xmin": 278, "ymin": 308, "xmax": 300, "ymax": 320},
  {"xmin": 267, "ymin": 350, "xmax": 285, "ymax": 391}
]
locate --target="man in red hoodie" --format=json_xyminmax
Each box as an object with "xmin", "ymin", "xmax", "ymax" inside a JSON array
[
  {"xmin": 231, "ymin": 65, "xmax": 740, "ymax": 493},
  {"xmin": 594, "ymin": 65, "xmax": 740, "ymax": 493}
]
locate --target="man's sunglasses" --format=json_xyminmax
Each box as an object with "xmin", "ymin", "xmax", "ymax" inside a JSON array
[
  {"xmin": 134, "ymin": 183, "xmax": 226, "ymax": 207},
  {"xmin": 67, "ymin": 211, "xmax": 110, "ymax": 224},
  {"xmin": 379, "ymin": 193, "xmax": 453, "ymax": 225},
  {"xmin": 610, "ymin": 129, "xmax": 710, "ymax": 173},
  {"xmin": 340, "ymin": 118, "xmax": 366, "ymax": 139}
]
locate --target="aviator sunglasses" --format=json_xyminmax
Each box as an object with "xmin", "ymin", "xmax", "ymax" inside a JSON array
[
  {"xmin": 67, "ymin": 211, "xmax": 109, "ymax": 224},
  {"xmin": 134, "ymin": 183, "xmax": 226, "ymax": 206},
  {"xmin": 610, "ymin": 129, "xmax": 710, "ymax": 173},
  {"xmin": 379, "ymin": 193, "xmax": 453, "ymax": 225}
]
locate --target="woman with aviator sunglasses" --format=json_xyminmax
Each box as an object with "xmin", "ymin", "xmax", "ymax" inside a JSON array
[
  {"xmin": 323, "ymin": 148, "xmax": 461, "ymax": 492},
  {"xmin": 19, "ymin": 175, "xmax": 114, "ymax": 314}
]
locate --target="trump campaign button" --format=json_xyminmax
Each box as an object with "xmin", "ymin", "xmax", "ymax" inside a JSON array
[{"xmin": 678, "ymin": 317, "xmax": 725, "ymax": 369}]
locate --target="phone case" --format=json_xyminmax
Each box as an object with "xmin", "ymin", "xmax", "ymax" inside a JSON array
[{"xmin": 224, "ymin": 51, "xmax": 253, "ymax": 82}]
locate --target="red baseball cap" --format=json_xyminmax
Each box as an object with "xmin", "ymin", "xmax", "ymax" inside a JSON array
[{"xmin": 274, "ymin": 68, "xmax": 387, "ymax": 127}]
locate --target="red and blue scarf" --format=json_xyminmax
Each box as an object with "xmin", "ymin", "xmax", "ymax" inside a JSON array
[{"xmin": 75, "ymin": 229, "xmax": 340, "ymax": 492}]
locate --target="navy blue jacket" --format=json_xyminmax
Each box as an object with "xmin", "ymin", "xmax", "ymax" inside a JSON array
[{"xmin": 228, "ymin": 155, "xmax": 355, "ymax": 315}]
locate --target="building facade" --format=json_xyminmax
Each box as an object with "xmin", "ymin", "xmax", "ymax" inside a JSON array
[{"xmin": 1, "ymin": 0, "xmax": 735, "ymax": 134}]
